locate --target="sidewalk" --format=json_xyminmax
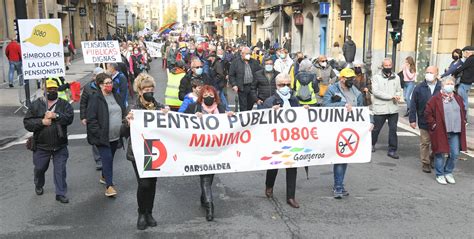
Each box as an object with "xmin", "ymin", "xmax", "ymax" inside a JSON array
[{"xmin": 0, "ymin": 55, "xmax": 96, "ymax": 147}]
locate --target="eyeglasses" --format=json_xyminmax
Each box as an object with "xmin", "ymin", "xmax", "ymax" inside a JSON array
[{"xmin": 277, "ymin": 83, "xmax": 291, "ymax": 87}]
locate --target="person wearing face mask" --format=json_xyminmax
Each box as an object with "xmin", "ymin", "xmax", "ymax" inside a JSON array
[
  {"xmin": 440, "ymin": 48, "xmax": 462, "ymax": 79},
  {"xmin": 184, "ymin": 85, "xmax": 234, "ymax": 221},
  {"xmin": 322, "ymin": 68, "xmax": 366, "ymax": 199},
  {"xmin": 424, "ymin": 77, "xmax": 467, "ymax": 185},
  {"xmin": 252, "ymin": 58, "xmax": 280, "ymax": 109},
  {"xmin": 353, "ymin": 62, "xmax": 371, "ymax": 106},
  {"xmin": 452, "ymin": 46, "xmax": 474, "ymax": 119},
  {"xmin": 409, "ymin": 66, "xmax": 442, "ymax": 173},
  {"xmin": 273, "ymin": 48, "xmax": 294, "ymax": 74},
  {"xmin": 313, "ymin": 55, "xmax": 337, "ymax": 97},
  {"xmin": 229, "ymin": 46, "xmax": 262, "ymax": 111},
  {"xmin": 86, "ymin": 73, "xmax": 126, "ymax": 197},
  {"xmin": 262, "ymin": 73, "xmax": 301, "ymax": 208},
  {"xmin": 123, "ymin": 74, "xmax": 169, "ymax": 230},
  {"xmin": 129, "ymin": 47, "xmax": 146, "ymax": 78},
  {"xmin": 23, "ymin": 79, "xmax": 74, "ymax": 203},
  {"xmin": 371, "ymin": 58, "xmax": 402, "ymax": 159},
  {"xmin": 178, "ymin": 58, "xmax": 214, "ymax": 101}
]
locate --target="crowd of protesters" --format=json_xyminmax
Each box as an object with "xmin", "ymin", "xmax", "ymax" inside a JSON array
[{"xmin": 20, "ymin": 29, "xmax": 473, "ymax": 230}]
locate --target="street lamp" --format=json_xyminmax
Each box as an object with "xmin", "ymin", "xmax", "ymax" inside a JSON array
[
  {"xmin": 125, "ymin": 8, "xmax": 129, "ymax": 40},
  {"xmin": 132, "ymin": 13, "xmax": 136, "ymax": 39},
  {"xmin": 113, "ymin": 4, "xmax": 118, "ymax": 36}
]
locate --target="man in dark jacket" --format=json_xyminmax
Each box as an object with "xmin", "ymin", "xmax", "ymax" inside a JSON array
[
  {"xmin": 178, "ymin": 58, "xmax": 214, "ymax": 101},
  {"xmin": 342, "ymin": 36, "xmax": 356, "ymax": 63},
  {"xmin": 256, "ymin": 38, "xmax": 263, "ymax": 49},
  {"xmin": 453, "ymin": 46, "xmax": 474, "ymax": 117},
  {"xmin": 410, "ymin": 66, "xmax": 442, "ymax": 173},
  {"xmin": 208, "ymin": 51, "xmax": 229, "ymax": 110},
  {"xmin": 80, "ymin": 67, "xmax": 104, "ymax": 170},
  {"xmin": 23, "ymin": 79, "xmax": 74, "ymax": 203},
  {"xmin": 253, "ymin": 57, "xmax": 279, "ymax": 109},
  {"xmin": 107, "ymin": 63, "xmax": 129, "ymax": 107},
  {"xmin": 229, "ymin": 47, "xmax": 262, "ymax": 111}
]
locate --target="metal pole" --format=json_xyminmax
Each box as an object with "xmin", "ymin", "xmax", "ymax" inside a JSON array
[
  {"xmin": 115, "ymin": 11, "xmax": 118, "ymax": 36},
  {"xmin": 392, "ymin": 41, "xmax": 397, "ymax": 70},
  {"xmin": 364, "ymin": 0, "xmax": 375, "ymax": 80},
  {"xmin": 93, "ymin": 3, "xmax": 97, "ymax": 40}
]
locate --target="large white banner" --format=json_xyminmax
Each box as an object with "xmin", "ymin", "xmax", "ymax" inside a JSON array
[
  {"xmin": 131, "ymin": 107, "xmax": 372, "ymax": 178},
  {"xmin": 145, "ymin": 41, "xmax": 162, "ymax": 58},
  {"xmin": 19, "ymin": 19, "xmax": 65, "ymax": 80},
  {"xmin": 81, "ymin": 41, "xmax": 121, "ymax": 64}
]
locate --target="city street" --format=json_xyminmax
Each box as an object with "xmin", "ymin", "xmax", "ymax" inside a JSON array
[{"xmin": 0, "ymin": 60, "xmax": 473, "ymax": 238}]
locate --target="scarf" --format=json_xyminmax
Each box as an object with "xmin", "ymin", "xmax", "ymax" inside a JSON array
[
  {"xmin": 276, "ymin": 90, "xmax": 291, "ymax": 108},
  {"xmin": 201, "ymin": 103, "xmax": 219, "ymax": 114},
  {"xmin": 441, "ymin": 91, "xmax": 454, "ymax": 104},
  {"xmin": 140, "ymin": 97, "xmax": 155, "ymax": 110}
]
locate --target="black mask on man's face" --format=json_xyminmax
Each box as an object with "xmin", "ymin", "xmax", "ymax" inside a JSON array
[
  {"xmin": 382, "ymin": 67, "xmax": 392, "ymax": 75},
  {"xmin": 344, "ymin": 78, "xmax": 354, "ymax": 88},
  {"xmin": 47, "ymin": 91, "xmax": 58, "ymax": 101},
  {"xmin": 354, "ymin": 67, "xmax": 362, "ymax": 74}
]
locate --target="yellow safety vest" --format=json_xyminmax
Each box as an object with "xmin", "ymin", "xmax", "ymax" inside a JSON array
[
  {"xmin": 50, "ymin": 77, "xmax": 70, "ymax": 101},
  {"xmin": 294, "ymin": 78, "xmax": 317, "ymax": 105},
  {"xmin": 165, "ymin": 70, "xmax": 185, "ymax": 107}
]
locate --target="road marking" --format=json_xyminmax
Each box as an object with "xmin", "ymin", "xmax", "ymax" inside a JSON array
[
  {"xmin": 396, "ymin": 132, "xmax": 416, "ymax": 137},
  {"xmin": 0, "ymin": 133, "xmax": 87, "ymax": 150}
]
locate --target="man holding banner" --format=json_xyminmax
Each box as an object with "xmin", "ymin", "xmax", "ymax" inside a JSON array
[{"xmin": 323, "ymin": 68, "xmax": 370, "ymax": 199}]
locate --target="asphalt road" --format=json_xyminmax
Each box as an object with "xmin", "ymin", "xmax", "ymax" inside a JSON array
[{"xmin": 0, "ymin": 60, "xmax": 473, "ymax": 238}]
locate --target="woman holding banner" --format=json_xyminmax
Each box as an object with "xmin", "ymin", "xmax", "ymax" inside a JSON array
[
  {"xmin": 262, "ymin": 73, "xmax": 302, "ymax": 208},
  {"xmin": 184, "ymin": 85, "xmax": 234, "ymax": 221},
  {"xmin": 124, "ymin": 73, "xmax": 169, "ymax": 230}
]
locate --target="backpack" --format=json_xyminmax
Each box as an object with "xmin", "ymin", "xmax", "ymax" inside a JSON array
[{"xmin": 295, "ymin": 75, "xmax": 313, "ymax": 102}]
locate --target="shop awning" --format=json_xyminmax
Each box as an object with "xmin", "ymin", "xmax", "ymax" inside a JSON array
[{"xmin": 260, "ymin": 12, "xmax": 279, "ymax": 29}]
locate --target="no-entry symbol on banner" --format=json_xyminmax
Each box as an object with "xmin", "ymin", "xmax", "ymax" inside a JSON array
[{"xmin": 336, "ymin": 128, "xmax": 360, "ymax": 158}]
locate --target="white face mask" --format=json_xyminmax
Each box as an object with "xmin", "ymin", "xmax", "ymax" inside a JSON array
[
  {"xmin": 320, "ymin": 62, "xmax": 327, "ymax": 67},
  {"xmin": 425, "ymin": 73, "xmax": 435, "ymax": 82},
  {"xmin": 244, "ymin": 54, "xmax": 251, "ymax": 60}
]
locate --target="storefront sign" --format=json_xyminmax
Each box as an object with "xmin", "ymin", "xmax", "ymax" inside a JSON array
[
  {"xmin": 19, "ymin": 19, "xmax": 65, "ymax": 79},
  {"xmin": 81, "ymin": 41, "xmax": 121, "ymax": 64},
  {"xmin": 130, "ymin": 107, "xmax": 372, "ymax": 178}
]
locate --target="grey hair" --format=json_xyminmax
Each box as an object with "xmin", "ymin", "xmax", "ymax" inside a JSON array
[
  {"xmin": 382, "ymin": 58, "xmax": 392, "ymax": 66},
  {"xmin": 108, "ymin": 62, "xmax": 119, "ymax": 70},
  {"xmin": 441, "ymin": 76, "xmax": 456, "ymax": 85},
  {"xmin": 299, "ymin": 59, "xmax": 313, "ymax": 72},
  {"xmin": 275, "ymin": 73, "xmax": 291, "ymax": 84}
]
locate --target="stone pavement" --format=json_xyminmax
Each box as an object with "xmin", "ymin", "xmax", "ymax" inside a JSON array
[{"xmin": 0, "ymin": 54, "xmax": 96, "ymax": 147}]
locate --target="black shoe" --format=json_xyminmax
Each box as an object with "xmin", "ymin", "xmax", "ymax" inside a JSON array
[
  {"xmin": 205, "ymin": 202, "xmax": 214, "ymax": 221},
  {"xmin": 35, "ymin": 186, "xmax": 43, "ymax": 195},
  {"xmin": 371, "ymin": 146, "xmax": 376, "ymax": 153},
  {"xmin": 8, "ymin": 84, "xmax": 13, "ymax": 88},
  {"xmin": 387, "ymin": 151, "xmax": 399, "ymax": 159},
  {"xmin": 137, "ymin": 213, "xmax": 147, "ymax": 230},
  {"xmin": 95, "ymin": 161, "xmax": 102, "ymax": 171},
  {"xmin": 145, "ymin": 212, "xmax": 157, "ymax": 227},
  {"xmin": 55, "ymin": 195, "xmax": 69, "ymax": 203}
]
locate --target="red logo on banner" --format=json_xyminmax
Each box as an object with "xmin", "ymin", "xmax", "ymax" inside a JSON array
[{"xmin": 336, "ymin": 128, "xmax": 360, "ymax": 158}]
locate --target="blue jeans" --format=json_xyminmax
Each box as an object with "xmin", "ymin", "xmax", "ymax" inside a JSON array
[
  {"xmin": 33, "ymin": 147, "xmax": 69, "ymax": 196},
  {"xmin": 219, "ymin": 90, "xmax": 230, "ymax": 111},
  {"xmin": 403, "ymin": 81, "xmax": 415, "ymax": 110},
  {"xmin": 457, "ymin": 83, "xmax": 471, "ymax": 116},
  {"xmin": 434, "ymin": 133, "xmax": 460, "ymax": 177},
  {"xmin": 9, "ymin": 61, "xmax": 23, "ymax": 85},
  {"xmin": 98, "ymin": 141, "xmax": 119, "ymax": 187},
  {"xmin": 333, "ymin": 163, "xmax": 348, "ymax": 189}
]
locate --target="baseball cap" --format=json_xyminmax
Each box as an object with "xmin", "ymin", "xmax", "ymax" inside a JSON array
[
  {"xmin": 46, "ymin": 78, "xmax": 59, "ymax": 88},
  {"xmin": 340, "ymin": 68, "xmax": 356, "ymax": 78}
]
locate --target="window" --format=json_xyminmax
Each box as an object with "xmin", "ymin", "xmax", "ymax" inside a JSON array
[{"xmin": 206, "ymin": 5, "xmax": 211, "ymax": 17}]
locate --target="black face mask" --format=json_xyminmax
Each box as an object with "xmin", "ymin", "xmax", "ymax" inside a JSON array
[
  {"xmin": 344, "ymin": 79, "xmax": 354, "ymax": 88},
  {"xmin": 203, "ymin": 96, "xmax": 214, "ymax": 106},
  {"xmin": 47, "ymin": 91, "xmax": 58, "ymax": 101},
  {"xmin": 382, "ymin": 67, "xmax": 392, "ymax": 75},
  {"xmin": 142, "ymin": 92, "xmax": 154, "ymax": 102},
  {"xmin": 354, "ymin": 67, "xmax": 362, "ymax": 74},
  {"xmin": 452, "ymin": 55, "xmax": 459, "ymax": 61}
]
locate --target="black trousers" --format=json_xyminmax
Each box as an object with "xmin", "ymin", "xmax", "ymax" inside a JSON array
[
  {"xmin": 265, "ymin": 168, "xmax": 297, "ymax": 200},
  {"xmin": 372, "ymin": 113, "xmax": 399, "ymax": 152},
  {"xmin": 132, "ymin": 161, "xmax": 157, "ymax": 213},
  {"xmin": 200, "ymin": 174, "xmax": 214, "ymax": 203},
  {"xmin": 237, "ymin": 84, "xmax": 255, "ymax": 111}
]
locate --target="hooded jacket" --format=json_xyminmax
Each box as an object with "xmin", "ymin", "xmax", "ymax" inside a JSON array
[{"xmin": 342, "ymin": 40, "xmax": 356, "ymax": 63}]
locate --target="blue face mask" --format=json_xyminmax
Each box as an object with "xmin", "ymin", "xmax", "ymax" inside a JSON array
[
  {"xmin": 278, "ymin": 86, "xmax": 290, "ymax": 96},
  {"xmin": 195, "ymin": 67, "xmax": 203, "ymax": 75},
  {"xmin": 279, "ymin": 53, "xmax": 286, "ymax": 59},
  {"xmin": 443, "ymin": 85, "xmax": 455, "ymax": 93},
  {"xmin": 265, "ymin": 64, "xmax": 273, "ymax": 72}
]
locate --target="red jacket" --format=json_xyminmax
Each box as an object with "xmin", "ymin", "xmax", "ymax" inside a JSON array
[
  {"xmin": 424, "ymin": 93, "xmax": 467, "ymax": 153},
  {"xmin": 5, "ymin": 41, "xmax": 22, "ymax": 62}
]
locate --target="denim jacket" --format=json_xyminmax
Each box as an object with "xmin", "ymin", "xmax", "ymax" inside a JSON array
[{"xmin": 322, "ymin": 82, "xmax": 363, "ymax": 107}]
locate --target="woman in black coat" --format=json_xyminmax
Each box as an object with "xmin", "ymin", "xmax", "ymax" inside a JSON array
[
  {"xmin": 124, "ymin": 73, "xmax": 169, "ymax": 230},
  {"xmin": 184, "ymin": 85, "xmax": 234, "ymax": 221},
  {"xmin": 86, "ymin": 73, "xmax": 126, "ymax": 197}
]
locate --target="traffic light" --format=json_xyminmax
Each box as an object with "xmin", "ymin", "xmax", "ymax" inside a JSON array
[
  {"xmin": 13, "ymin": 19, "xmax": 19, "ymax": 42},
  {"xmin": 386, "ymin": 0, "xmax": 401, "ymax": 21},
  {"xmin": 390, "ymin": 19, "xmax": 404, "ymax": 44}
]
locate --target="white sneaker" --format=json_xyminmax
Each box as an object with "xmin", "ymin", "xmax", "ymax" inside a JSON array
[
  {"xmin": 445, "ymin": 174, "xmax": 456, "ymax": 184},
  {"xmin": 436, "ymin": 176, "xmax": 447, "ymax": 185}
]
